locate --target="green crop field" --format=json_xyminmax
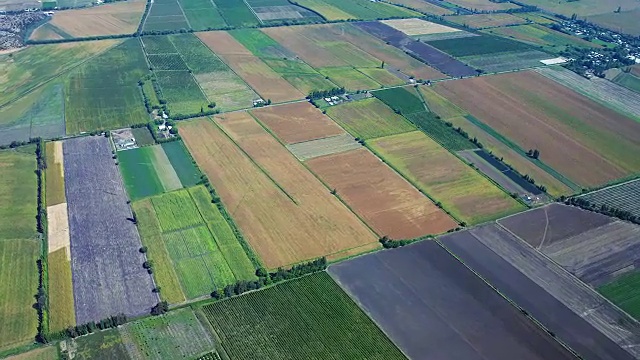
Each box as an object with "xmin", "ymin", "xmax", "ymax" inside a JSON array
[
  {"xmin": 358, "ymin": 68, "xmax": 404, "ymax": 86},
  {"xmin": 65, "ymin": 39, "xmax": 149, "ymax": 134},
  {"xmin": 427, "ymin": 34, "xmax": 535, "ymax": 57},
  {"xmin": 0, "ymin": 239, "xmax": 39, "ymax": 351},
  {"xmin": 189, "ymin": 186, "xmax": 256, "ymax": 280},
  {"xmin": 133, "ymin": 199, "xmax": 186, "ymax": 303},
  {"xmin": 148, "ymin": 54, "xmax": 189, "ymax": 71},
  {"xmin": 230, "ymin": 29, "xmax": 290, "ymax": 59},
  {"xmin": 201, "ymin": 272, "xmax": 405, "ymax": 359},
  {"xmin": 406, "ymin": 111, "xmax": 478, "ymax": 152},
  {"xmin": 319, "ymin": 67, "xmax": 381, "ymax": 91},
  {"xmin": 161, "ymin": 141, "xmax": 202, "ymax": 187},
  {"xmin": 151, "ymin": 190, "xmax": 203, "ymax": 232},
  {"xmin": 599, "ymin": 271, "xmax": 640, "ymax": 319},
  {"xmin": 71, "ymin": 328, "xmax": 129, "ymax": 359},
  {"xmin": 155, "ymin": 71, "xmax": 210, "ymax": 116},
  {"xmin": 215, "ymin": 0, "xmax": 260, "ymax": 27},
  {"xmin": 118, "ymin": 145, "xmax": 182, "ymax": 200},
  {"xmin": 326, "ymin": 97, "xmax": 415, "ymax": 139},
  {"xmin": 169, "ymin": 34, "xmax": 228, "ymax": 73},
  {"xmin": 0, "ymin": 148, "xmax": 38, "ymax": 241},
  {"xmin": 132, "ymin": 127, "xmax": 156, "ymax": 147},
  {"xmin": 121, "ymin": 308, "xmax": 217, "ymax": 360},
  {"xmin": 613, "ymin": 72, "xmax": 640, "ymax": 93},
  {"xmin": 141, "ymin": 35, "xmax": 177, "ymax": 54},
  {"xmin": 181, "ymin": 0, "xmax": 227, "ymax": 31},
  {"xmin": 143, "ymin": 0, "xmax": 189, "ymax": 32},
  {"xmin": 485, "ymin": 24, "xmax": 597, "ymax": 51},
  {"xmin": 48, "ymin": 248, "xmax": 76, "ymax": 333},
  {"xmin": 138, "ymin": 187, "xmax": 256, "ymax": 299},
  {"xmin": 372, "ymin": 86, "xmax": 425, "ymax": 115}
]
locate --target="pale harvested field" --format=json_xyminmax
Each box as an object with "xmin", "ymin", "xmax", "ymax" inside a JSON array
[
  {"xmin": 370, "ymin": 131, "xmax": 523, "ymax": 224},
  {"xmin": 31, "ymin": 0, "xmax": 146, "ymax": 39},
  {"xmin": 198, "ymin": 32, "xmax": 304, "ymax": 103},
  {"xmin": 180, "ymin": 114, "xmax": 378, "ymax": 269},
  {"xmin": 308, "ymin": 148, "xmax": 456, "ymax": 239},
  {"xmin": 287, "ymin": 133, "xmax": 361, "ymax": 161},
  {"xmin": 251, "ymin": 101, "xmax": 344, "ymax": 144},
  {"xmin": 434, "ymin": 71, "xmax": 640, "ymax": 187},
  {"xmin": 29, "ymin": 24, "xmax": 64, "ymax": 41},
  {"xmin": 448, "ymin": 13, "xmax": 527, "ymax": 29},
  {"xmin": 381, "ymin": 18, "xmax": 461, "ymax": 36},
  {"xmin": 387, "ymin": 0, "xmax": 453, "ymax": 15},
  {"xmin": 447, "ymin": 0, "xmax": 520, "ymax": 11},
  {"xmin": 47, "ymin": 202, "xmax": 70, "ymax": 259},
  {"xmin": 45, "ymin": 141, "xmax": 66, "ymax": 206}
]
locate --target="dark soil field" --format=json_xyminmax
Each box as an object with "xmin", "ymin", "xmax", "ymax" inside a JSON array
[
  {"xmin": 63, "ymin": 136, "xmax": 158, "ymax": 323},
  {"xmin": 329, "ymin": 240, "xmax": 576, "ymax": 360},
  {"xmin": 441, "ymin": 224, "xmax": 640, "ymax": 360}
]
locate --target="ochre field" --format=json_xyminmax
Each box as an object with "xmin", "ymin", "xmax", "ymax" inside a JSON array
[
  {"xmin": 434, "ymin": 71, "xmax": 640, "ymax": 187},
  {"xmin": 370, "ymin": 131, "xmax": 524, "ymax": 224},
  {"xmin": 180, "ymin": 115, "xmax": 378, "ymax": 269},
  {"xmin": 251, "ymin": 102, "xmax": 344, "ymax": 144},
  {"xmin": 30, "ymin": 0, "xmax": 145, "ymax": 39},
  {"xmin": 307, "ymin": 148, "xmax": 457, "ymax": 239}
]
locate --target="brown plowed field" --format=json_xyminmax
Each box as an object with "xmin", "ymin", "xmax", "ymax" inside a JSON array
[
  {"xmin": 197, "ymin": 32, "xmax": 304, "ymax": 103},
  {"xmin": 251, "ymin": 102, "xmax": 344, "ymax": 144},
  {"xmin": 434, "ymin": 71, "xmax": 640, "ymax": 187},
  {"xmin": 30, "ymin": 0, "xmax": 145, "ymax": 39},
  {"xmin": 180, "ymin": 115, "xmax": 378, "ymax": 269},
  {"xmin": 307, "ymin": 148, "xmax": 456, "ymax": 239}
]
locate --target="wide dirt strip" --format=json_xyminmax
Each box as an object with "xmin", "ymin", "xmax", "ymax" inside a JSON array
[
  {"xmin": 441, "ymin": 225, "xmax": 640, "ymax": 360},
  {"xmin": 328, "ymin": 241, "xmax": 575, "ymax": 360},
  {"xmin": 63, "ymin": 136, "xmax": 158, "ymax": 323}
]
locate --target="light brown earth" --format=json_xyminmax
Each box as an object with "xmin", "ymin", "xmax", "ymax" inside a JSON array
[
  {"xmin": 30, "ymin": 0, "xmax": 146, "ymax": 39},
  {"xmin": 434, "ymin": 71, "xmax": 640, "ymax": 187},
  {"xmin": 47, "ymin": 202, "xmax": 70, "ymax": 260},
  {"xmin": 251, "ymin": 101, "xmax": 344, "ymax": 144},
  {"xmin": 307, "ymin": 148, "xmax": 457, "ymax": 239},
  {"xmin": 180, "ymin": 115, "xmax": 378, "ymax": 269},
  {"xmin": 197, "ymin": 31, "xmax": 304, "ymax": 103},
  {"xmin": 448, "ymin": 13, "xmax": 527, "ymax": 29},
  {"xmin": 381, "ymin": 18, "xmax": 461, "ymax": 36}
]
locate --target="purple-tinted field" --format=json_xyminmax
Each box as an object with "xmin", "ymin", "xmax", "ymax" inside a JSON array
[
  {"xmin": 355, "ymin": 21, "xmax": 477, "ymax": 77},
  {"xmin": 63, "ymin": 136, "xmax": 158, "ymax": 324},
  {"xmin": 441, "ymin": 224, "xmax": 640, "ymax": 360},
  {"xmin": 329, "ymin": 240, "xmax": 575, "ymax": 360}
]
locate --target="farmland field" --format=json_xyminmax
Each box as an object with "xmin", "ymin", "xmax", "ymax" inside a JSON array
[
  {"xmin": 406, "ymin": 111, "xmax": 477, "ymax": 152},
  {"xmin": 180, "ymin": 115, "xmax": 378, "ymax": 269},
  {"xmin": 613, "ymin": 72, "xmax": 640, "ymax": 93},
  {"xmin": 441, "ymin": 224, "xmax": 640, "ymax": 360},
  {"xmin": 121, "ymin": 308, "xmax": 215, "ymax": 359},
  {"xmin": 385, "ymin": 0, "xmax": 453, "ymax": 15},
  {"xmin": 118, "ymin": 145, "xmax": 182, "ymax": 200},
  {"xmin": 461, "ymin": 50, "xmax": 550, "ymax": 73},
  {"xmin": 251, "ymin": 101, "xmax": 344, "ymax": 144},
  {"xmin": 357, "ymin": 68, "xmax": 404, "ymax": 86},
  {"xmin": 426, "ymin": 34, "xmax": 535, "ymax": 57},
  {"xmin": 486, "ymin": 24, "xmax": 597, "ymax": 51},
  {"xmin": 446, "ymin": 0, "xmax": 520, "ymax": 11},
  {"xmin": 420, "ymin": 86, "xmax": 573, "ymax": 196},
  {"xmin": 4, "ymin": 346, "xmax": 58, "ymax": 360},
  {"xmin": 287, "ymin": 133, "xmax": 362, "ymax": 160},
  {"xmin": 307, "ymin": 148, "xmax": 457, "ymax": 238},
  {"xmin": 45, "ymin": 141, "xmax": 66, "ymax": 206},
  {"xmin": 434, "ymin": 71, "xmax": 640, "ymax": 187},
  {"xmin": 587, "ymin": 9, "xmax": 640, "ymax": 36},
  {"xmin": 318, "ymin": 67, "xmax": 381, "ymax": 91},
  {"xmin": 161, "ymin": 141, "xmax": 202, "ymax": 187},
  {"xmin": 326, "ymin": 98, "xmax": 416, "ymax": 140},
  {"xmin": 329, "ymin": 240, "xmax": 575, "ymax": 360},
  {"xmin": 65, "ymin": 38, "xmax": 149, "ymax": 133},
  {"xmin": 30, "ymin": 0, "xmax": 145, "ymax": 39},
  {"xmin": 381, "ymin": 18, "xmax": 460, "ymax": 36},
  {"xmin": 196, "ymin": 31, "xmax": 304, "ymax": 103},
  {"xmin": 201, "ymin": 272, "xmax": 404, "ymax": 359},
  {"xmin": 142, "ymin": 0, "xmax": 189, "ymax": 32},
  {"xmin": 294, "ymin": 0, "xmax": 418, "ymax": 20},
  {"xmin": 599, "ymin": 271, "xmax": 640, "ymax": 318},
  {"xmin": 67, "ymin": 328, "xmax": 129, "ymax": 359},
  {"xmin": 535, "ymin": 67, "xmax": 640, "ymax": 120},
  {"xmin": 370, "ymin": 131, "xmax": 524, "ymax": 224},
  {"xmin": 580, "ymin": 179, "xmax": 640, "ymax": 218},
  {"xmin": 131, "ymin": 127, "xmax": 155, "ymax": 147},
  {"xmin": 214, "ymin": 0, "xmax": 260, "ymax": 27},
  {"xmin": 447, "ymin": 13, "xmax": 527, "ymax": 29},
  {"xmin": 63, "ymin": 136, "xmax": 158, "ymax": 323},
  {"xmin": 48, "ymin": 248, "xmax": 76, "ymax": 333},
  {"xmin": 372, "ymin": 86, "xmax": 425, "ymax": 115},
  {"xmin": 135, "ymin": 186, "xmax": 256, "ymax": 300},
  {"xmin": 514, "ymin": 0, "xmax": 640, "ymax": 17},
  {"xmin": 0, "ymin": 148, "xmax": 38, "ymax": 352},
  {"xmin": 499, "ymin": 203, "xmax": 640, "ymax": 287}
]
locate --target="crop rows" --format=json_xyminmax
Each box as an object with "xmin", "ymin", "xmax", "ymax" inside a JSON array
[
  {"xmin": 168, "ymin": 34, "xmax": 228, "ymax": 73},
  {"xmin": 142, "ymin": 36, "xmax": 178, "ymax": 54},
  {"xmin": 148, "ymin": 54, "xmax": 189, "ymax": 71},
  {"xmin": 151, "ymin": 190, "xmax": 203, "ymax": 232},
  {"xmin": 372, "ymin": 87, "xmax": 425, "ymax": 115},
  {"xmin": 201, "ymin": 273, "xmax": 405, "ymax": 359},
  {"xmin": 406, "ymin": 111, "xmax": 477, "ymax": 152},
  {"xmin": 581, "ymin": 179, "xmax": 640, "ymax": 217}
]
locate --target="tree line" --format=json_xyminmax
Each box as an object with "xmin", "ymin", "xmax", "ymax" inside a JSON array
[
  {"xmin": 307, "ymin": 87, "xmax": 345, "ymax": 100},
  {"xmin": 564, "ymin": 197, "xmax": 639, "ymax": 224}
]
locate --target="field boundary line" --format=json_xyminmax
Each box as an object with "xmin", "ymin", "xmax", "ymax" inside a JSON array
[
  {"xmin": 493, "ymin": 220, "xmax": 640, "ymax": 334},
  {"xmin": 174, "ymin": 0, "xmax": 192, "ymax": 29},
  {"xmin": 577, "ymin": 177, "xmax": 640, "ymax": 198},
  {"xmin": 138, "ymin": 0, "xmax": 153, "ymax": 32},
  {"xmin": 243, "ymin": 0, "xmax": 263, "ymax": 25},
  {"xmin": 434, "ymin": 239, "xmax": 583, "ymax": 359}
]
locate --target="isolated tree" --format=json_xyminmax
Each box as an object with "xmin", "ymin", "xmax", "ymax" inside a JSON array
[
  {"xmin": 139, "ymin": 246, "xmax": 148, "ymax": 253},
  {"xmin": 532, "ymin": 149, "xmax": 540, "ymax": 159}
]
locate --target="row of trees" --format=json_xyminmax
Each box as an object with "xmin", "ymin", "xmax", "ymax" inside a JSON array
[
  {"xmin": 307, "ymin": 87, "xmax": 345, "ymax": 100},
  {"xmin": 62, "ymin": 314, "xmax": 128, "ymax": 339},
  {"xmin": 564, "ymin": 197, "xmax": 639, "ymax": 224},
  {"xmin": 34, "ymin": 139, "xmax": 50, "ymax": 343}
]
